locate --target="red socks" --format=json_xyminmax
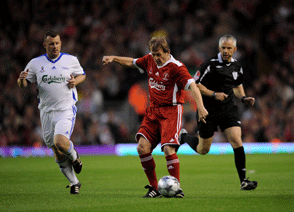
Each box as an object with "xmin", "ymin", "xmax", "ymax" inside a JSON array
[
  {"xmin": 139, "ymin": 153, "xmax": 158, "ymax": 189},
  {"xmin": 165, "ymin": 153, "xmax": 180, "ymax": 182},
  {"xmin": 139, "ymin": 152, "xmax": 180, "ymax": 190}
]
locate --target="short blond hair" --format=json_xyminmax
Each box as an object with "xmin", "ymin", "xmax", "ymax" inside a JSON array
[{"xmin": 148, "ymin": 37, "xmax": 170, "ymax": 53}]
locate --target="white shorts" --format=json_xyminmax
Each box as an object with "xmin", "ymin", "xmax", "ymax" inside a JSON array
[{"xmin": 40, "ymin": 106, "xmax": 77, "ymax": 148}]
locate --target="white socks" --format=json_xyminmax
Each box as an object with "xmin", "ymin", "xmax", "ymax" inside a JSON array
[
  {"xmin": 57, "ymin": 157, "xmax": 79, "ymax": 185},
  {"xmin": 65, "ymin": 140, "xmax": 77, "ymax": 162}
]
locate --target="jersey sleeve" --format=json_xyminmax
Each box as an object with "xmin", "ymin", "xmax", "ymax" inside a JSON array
[
  {"xmin": 133, "ymin": 54, "xmax": 150, "ymax": 73},
  {"xmin": 193, "ymin": 61, "xmax": 211, "ymax": 84},
  {"xmin": 234, "ymin": 67, "xmax": 243, "ymax": 87},
  {"xmin": 70, "ymin": 56, "xmax": 85, "ymax": 76},
  {"xmin": 176, "ymin": 66, "xmax": 195, "ymax": 90},
  {"xmin": 24, "ymin": 59, "xmax": 37, "ymax": 83}
]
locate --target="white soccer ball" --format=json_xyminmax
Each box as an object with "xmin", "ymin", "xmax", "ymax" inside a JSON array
[{"xmin": 158, "ymin": 175, "xmax": 181, "ymax": 197}]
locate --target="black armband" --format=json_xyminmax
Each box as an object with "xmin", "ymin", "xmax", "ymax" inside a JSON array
[{"xmin": 241, "ymin": 96, "xmax": 246, "ymax": 103}]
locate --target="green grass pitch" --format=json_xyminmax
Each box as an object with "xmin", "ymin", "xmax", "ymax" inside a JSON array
[{"xmin": 1, "ymin": 154, "xmax": 293, "ymax": 212}]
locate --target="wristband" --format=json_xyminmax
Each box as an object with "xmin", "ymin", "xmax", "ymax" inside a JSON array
[{"xmin": 241, "ymin": 96, "xmax": 246, "ymax": 103}]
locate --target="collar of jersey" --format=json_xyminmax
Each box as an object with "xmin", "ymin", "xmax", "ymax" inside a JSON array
[
  {"xmin": 217, "ymin": 52, "xmax": 236, "ymax": 63},
  {"xmin": 44, "ymin": 53, "xmax": 64, "ymax": 63},
  {"xmin": 156, "ymin": 54, "xmax": 176, "ymax": 69}
]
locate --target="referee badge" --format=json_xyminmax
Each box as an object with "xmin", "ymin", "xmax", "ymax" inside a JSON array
[
  {"xmin": 194, "ymin": 70, "xmax": 201, "ymax": 81},
  {"xmin": 232, "ymin": 71, "xmax": 238, "ymax": 80}
]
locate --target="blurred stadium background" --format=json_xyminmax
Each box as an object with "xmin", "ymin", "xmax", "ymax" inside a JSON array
[{"xmin": 1, "ymin": 0, "xmax": 294, "ymax": 155}]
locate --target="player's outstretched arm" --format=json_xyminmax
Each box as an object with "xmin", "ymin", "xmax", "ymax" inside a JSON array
[
  {"xmin": 189, "ymin": 82, "xmax": 208, "ymax": 123},
  {"xmin": 102, "ymin": 56, "xmax": 135, "ymax": 68},
  {"xmin": 17, "ymin": 69, "xmax": 29, "ymax": 88}
]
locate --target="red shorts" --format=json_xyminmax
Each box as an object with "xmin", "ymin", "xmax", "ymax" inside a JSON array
[{"xmin": 135, "ymin": 105, "xmax": 183, "ymax": 151}]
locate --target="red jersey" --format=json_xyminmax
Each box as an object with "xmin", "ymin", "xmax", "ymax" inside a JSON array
[{"xmin": 133, "ymin": 54, "xmax": 194, "ymax": 107}]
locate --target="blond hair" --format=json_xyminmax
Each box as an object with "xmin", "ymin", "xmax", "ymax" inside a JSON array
[{"xmin": 148, "ymin": 37, "xmax": 170, "ymax": 53}]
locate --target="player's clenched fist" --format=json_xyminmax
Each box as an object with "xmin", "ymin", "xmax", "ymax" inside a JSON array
[
  {"xmin": 17, "ymin": 69, "xmax": 29, "ymax": 88},
  {"xmin": 102, "ymin": 56, "xmax": 115, "ymax": 65},
  {"xmin": 19, "ymin": 69, "xmax": 29, "ymax": 80},
  {"xmin": 67, "ymin": 75, "xmax": 76, "ymax": 89}
]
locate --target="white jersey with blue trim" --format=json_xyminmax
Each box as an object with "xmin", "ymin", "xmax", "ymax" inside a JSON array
[{"xmin": 24, "ymin": 53, "xmax": 85, "ymax": 112}]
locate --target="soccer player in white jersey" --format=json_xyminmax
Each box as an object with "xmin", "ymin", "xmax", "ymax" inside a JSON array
[{"xmin": 17, "ymin": 31, "xmax": 86, "ymax": 194}]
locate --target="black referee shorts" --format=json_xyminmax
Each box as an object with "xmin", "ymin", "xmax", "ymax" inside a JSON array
[{"xmin": 197, "ymin": 105, "xmax": 241, "ymax": 139}]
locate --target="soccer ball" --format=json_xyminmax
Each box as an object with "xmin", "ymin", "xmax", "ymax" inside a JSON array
[{"xmin": 158, "ymin": 175, "xmax": 181, "ymax": 197}]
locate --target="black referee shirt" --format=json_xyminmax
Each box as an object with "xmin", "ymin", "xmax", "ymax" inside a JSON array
[{"xmin": 194, "ymin": 53, "xmax": 243, "ymax": 113}]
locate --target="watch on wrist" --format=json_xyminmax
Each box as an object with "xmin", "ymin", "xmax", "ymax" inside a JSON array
[
  {"xmin": 241, "ymin": 96, "xmax": 246, "ymax": 103},
  {"xmin": 212, "ymin": 92, "xmax": 216, "ymax": 98}
]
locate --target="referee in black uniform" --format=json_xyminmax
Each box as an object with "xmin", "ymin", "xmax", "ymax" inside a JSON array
[{"xmin": 180, "ymin": 35, "xmax": 258, "ymax": 190}]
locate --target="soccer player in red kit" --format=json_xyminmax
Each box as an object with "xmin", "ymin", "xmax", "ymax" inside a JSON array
[{"xmin": 102, "ymin": 37, "xmax": 208, "ymax": 198}]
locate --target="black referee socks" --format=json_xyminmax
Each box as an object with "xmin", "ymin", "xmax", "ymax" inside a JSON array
[{"xmin": 233, "ymin": 146, "xmax": 246, "ymax": 183}]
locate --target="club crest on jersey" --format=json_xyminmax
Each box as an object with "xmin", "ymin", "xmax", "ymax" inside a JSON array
[
  {"xmin": 232, "ymin": 71, "xmax": 238, "ymax": 80},
  {"xmin": 40, "ymin": 66, "xmax": 45, "ymax": 73},
  {"xmin": 163, "ymin": 72, "xmax": 169, "ymax": 81}
]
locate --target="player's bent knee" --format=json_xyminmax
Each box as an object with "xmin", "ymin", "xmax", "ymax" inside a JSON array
[
  {"xmin": 137, "ymin": 137, "xmax": 151, "ymax": 155},
  {"xmin": 137, "ymin": 145, "xmax": 150, "ymax": 155},
  {"xmin": 136, "ymin": 144, "xmax": 143, "ymax": 154},
  {"xmin": 163, "ymin": 145, "xmax": 176, "ymax": 156},
  {"xmin": 54, "ymin": 140, "xmax": 62, "ymax": 150},
  {"xmin": 51, "ymin": 146, "xmax": 66, "ymax": 161},
  {"xmin": 54, "ymin": 134, "xmax": 69, "ymax": 151}
]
